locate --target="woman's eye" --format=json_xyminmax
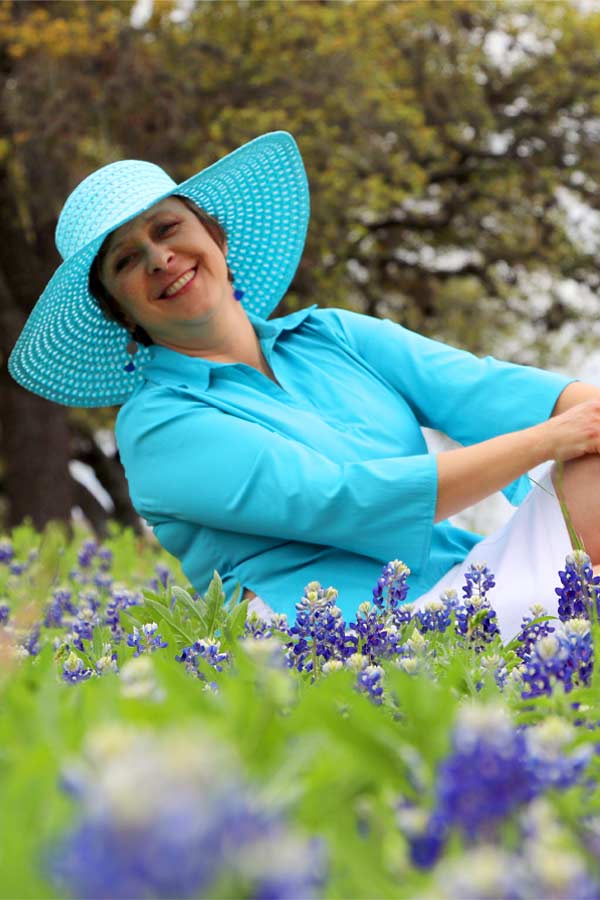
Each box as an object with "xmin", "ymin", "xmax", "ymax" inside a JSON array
[
  {"xmin": 158, "ymin": 222, "xmax": 177, "ymax": 236},
  {"xmin": 115, "ymin": 254, "xmax": 133, "ymax": 272}
]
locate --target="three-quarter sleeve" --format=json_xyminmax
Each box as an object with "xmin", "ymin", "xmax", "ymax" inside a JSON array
[
  {"xmin": 116, "ymin": 391, "xmax": 438, "ymax": 575},
  {"xmin": 315, "ymin": 308, "xmax": 576, "ymax": 504},
  {"xmin": 318, "ymin": 308, "xmax": 574, "ymax": 439}
]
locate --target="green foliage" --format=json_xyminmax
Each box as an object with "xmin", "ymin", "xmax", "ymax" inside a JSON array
[
  {"xmin": 1, "ymin": 525, "xmax": 600, "ymax": 897},
  {"xmin": 2, "ymin": 0, "xmax": 600, "ymax": 357}
]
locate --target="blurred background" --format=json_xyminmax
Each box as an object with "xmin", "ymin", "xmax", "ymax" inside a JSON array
[{"xmin": 1, "ymin": 0, "xmax": 599, "ymax": 538}]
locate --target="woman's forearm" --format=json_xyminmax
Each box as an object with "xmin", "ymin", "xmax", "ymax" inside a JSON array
[
  {"xmin": 435, "ymin": 395, "xmax": 600, "ymax": 523},
  {"xmin": 435, "ymin": 424, "xmax": 549, "ymax": 523}
]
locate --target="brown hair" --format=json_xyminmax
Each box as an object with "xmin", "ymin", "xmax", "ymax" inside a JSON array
[{"xmin": 88, "ymin": 196, "xmax": 231, "ymax": 347}]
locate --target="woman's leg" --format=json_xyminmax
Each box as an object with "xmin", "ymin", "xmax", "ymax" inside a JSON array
[
  {"xmin": 551, "ymin": 456, "xmax": 600, "ymax": 564},
  {"xmin": 414, "ymin": 464, "xmax": 573, "ymax": 640},
  {"xmin": 243, "ymin": 586, "xmax": 275, "ymax": 621}
]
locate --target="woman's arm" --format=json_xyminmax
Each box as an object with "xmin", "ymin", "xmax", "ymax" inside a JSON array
[
  {"xmin": 116, "ymin": 395, "xmax": 439, "ymax": 575},
  {"xmin": 551, "ymin": 381, "xmax": 600, "ymax": 416},
  {"xmin": 435, "ymin": 396, "xmax": 600, "ymax": 522}
]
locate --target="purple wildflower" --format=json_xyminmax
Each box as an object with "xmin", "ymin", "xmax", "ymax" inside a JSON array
[
  {"xmin": 416, "ymin": 598, "xmax": 452, "ymax": 634},
  {"xmin": 80, "ymin": 590, "xmax": 102, "ymax": 613},
  {"xmin": 348, "ymin": 602, "xmax": 397, "ymax": 663},
  {"xmin": 525, "ymin": 717, "xmax": 593, "ymax": 790},
  {"xmin": 105, "ymin": 588, "xmax": 142, "ymax": 639},
  {"xmin": 479, "ymin": 653, "xmax": 508, "ymax": 690},
  {"xmin": 356, "ymin": 664, "xmax": 384, "ymax": 704},
  {"xmin": 520, "ymin": 619, "xmax": 593, "ymax": 699},
  {"xmin": 97, "ymin": 546, "xmax": 113, "ymax": 570},
  {"xmin": 20, "ymin": 624, "xmax": 41, "ymax": 656},
  {"xmin": 372, "ymin": 560, "xmax": 410, "ymax": 612},
  {"xmin": 93, "ymin": 572, "xmax": 113, "ymax": 591},
  {"xmin": 244, "ymin": 611, "xmax": 275, "ymax": 639},
  {"xmin": 44, "ymin": 587, "xmax": 77, "ymax": 628},
  {"xmin": 391, "ymin": 601, "xmax": 415, "ymax": 628},
  {"xmin": 155, "ymin": 563, "xmax": 172, "ymax": 589},
  {"xmin": 62, "ymin": 651, "xmax": 94, "ymax": 684},
  {"xmin": 72, "ymin": 607, "xmax": 101, "ymax": 651},
  {"xmin": 95, "ymin": 645, "xmax": 119, "ymax": 676},
  {"xmin": 0, "ymin": 539, "xmax": 14, "ymax": 564},
  {"xmin": 555, "ymin": 550, "xmax": 600, "ymax": 621},
  {"xmin": 515, "ymin": 604, "xmax": 556, "ymax": 660},
  {"xmin": 462, "ymin": 563, "xmax": 495, "ymax": 603},
  {"xmin": 285, "ymin": 582, "xmax": 350, "ymax": 674},
  {"xmin": 432, "ymin": 706, "xmax": 537, "ymax": 844},
  {"xmin": 454, "ymin": 565, "xmax": 500, "ymax": 650},
  {"xmin": 48, "ymin": 728, "xmax": 326, "ymax": 899},
  {"xmin": 176, "ymin": 638, "xmax": 229, "ymax": 680},
  {"xmin": 127, "ymin": 623, "xmax": 168, "ymax": 657},
  {"xmin": 77, "ymin": 539, "xmax": 98, "ymax": 569},
  {"xmin": 395, "ymin": 800, "xmax": 446, "ymax": 870},
  {"xmin": 434, "ymin": 834, "xmax": 600, "ymax": 900},
  {"xmin": 0, "ymin": 604, "xmax": 9, "ymax": 625}
]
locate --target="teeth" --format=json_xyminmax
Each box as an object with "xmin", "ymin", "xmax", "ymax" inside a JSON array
[{"xmin": 164, "ymin": 269, "xmax": 195, "ymax": 297}]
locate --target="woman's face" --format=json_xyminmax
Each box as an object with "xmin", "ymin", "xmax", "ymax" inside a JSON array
[{"xmin": 99, "ymin": 196, "xmax": 230, "ymax": 345}]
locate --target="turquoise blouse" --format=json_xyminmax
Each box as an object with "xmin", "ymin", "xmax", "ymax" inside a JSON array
[{"xmin": 115, "ymin": 305, "xmax": 574, "ymax": 620}]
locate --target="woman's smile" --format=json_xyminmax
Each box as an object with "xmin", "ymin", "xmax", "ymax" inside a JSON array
[
  {"xmin": 98, "ymin": 196, "xmax": 232, "ymax": 342},
  {"xmin": 158, "ymin": 266, "xmax": 198, "ymax": 300}
]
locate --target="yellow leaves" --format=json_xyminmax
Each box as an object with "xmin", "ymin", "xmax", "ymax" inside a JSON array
[
  {"xmin": 0, "ymin": 138, "xmax": 11, "ymax": 165},
  {"xmin": 6, "ymin": 149, "xmax": 35, "ymax": 247},
  {"xmin": 2, "ymin": 3, "xmax": 125, "ymax": 62}
]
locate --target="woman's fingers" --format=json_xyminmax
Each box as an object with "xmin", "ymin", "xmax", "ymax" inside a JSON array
[{"xmin": 543, "ymin": 399, "xmax": 600, "ymax": 460}]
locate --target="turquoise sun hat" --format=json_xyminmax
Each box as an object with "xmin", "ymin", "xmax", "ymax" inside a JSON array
[{"xmin": 8, "ymin": 131, "xmax": 310, "ymax": 408}]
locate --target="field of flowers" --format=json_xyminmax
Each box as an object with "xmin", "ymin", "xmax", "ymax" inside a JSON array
[{"xmin": 1, "ymin": 521, "xmax": 600, "ymax": 899}]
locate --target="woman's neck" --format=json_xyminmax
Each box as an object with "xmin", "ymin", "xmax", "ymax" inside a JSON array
[{"xmin": 154, "ymin": 299, "xmax": 277, "ymax": 380}]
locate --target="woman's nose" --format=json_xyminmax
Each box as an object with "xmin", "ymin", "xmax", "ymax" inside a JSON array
[{"xmin": 146, "ymin": 243, "xmax": 174, "ymax": 272}]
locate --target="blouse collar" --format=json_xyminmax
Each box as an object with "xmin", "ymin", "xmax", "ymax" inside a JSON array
[{"xmin": 141, "ymin": 304, "xmax": 318, "ymax": 391}]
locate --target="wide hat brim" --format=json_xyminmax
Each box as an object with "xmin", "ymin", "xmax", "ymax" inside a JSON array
[{"xmin": 8, "ymin": 131, "xmax": 310, "ymax": 407}]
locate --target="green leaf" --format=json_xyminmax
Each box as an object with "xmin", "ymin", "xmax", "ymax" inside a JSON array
[
  {"xmin": 171, "ymin": 585, "xmax": 209, "ymax": 634},
  {"xmin": 224, "ymin": 582, "xmax": 242, "ymax": 614},
  {"xmin": 227, "ymin": 598, "xmax": 249, "ymax": 640},
  {"xmin": 141, "ymin": 588, "xmax": 170, "ymax": 607},
  {"xmin": 91, "ymin": 625, "xmax": 113, "ymax": 660},
  {"xmin": 203, "ymin": 571, "xmax": 227, "ymax": 639},
  {"xmin": 141, "ymin": 597, "xmax": 195, "ymax": 645}
]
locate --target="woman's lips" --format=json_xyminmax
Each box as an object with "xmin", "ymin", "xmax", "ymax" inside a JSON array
[{"xmin": 159, "ymin": 266, "xmax": 197, "ymax": 300}]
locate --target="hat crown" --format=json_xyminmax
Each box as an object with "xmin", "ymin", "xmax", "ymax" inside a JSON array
[{"xmin": 56, "ymin": 160, "xmax": 177, "ymax": 260}]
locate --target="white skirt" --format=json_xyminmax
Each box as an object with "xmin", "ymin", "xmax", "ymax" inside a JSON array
[
  {"xmin": 247, "ymin": 595, "xmax": 277, "ymax": 621},
  {"xmin": 248, "ymin": 464, "xmax": 572, "ymax": 642},
  {"xmin": 414, "ymin": 463, "xmax": 572, "ymax": 640}
]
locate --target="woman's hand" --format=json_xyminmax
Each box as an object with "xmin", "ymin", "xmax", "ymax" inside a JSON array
[
  {"xmin": 538, "ymin": 398, "xmax": 600, "ymax": 461},
  {"xmin": 435, "ymin": 400, "xmax": 600, "ymax": 523}
]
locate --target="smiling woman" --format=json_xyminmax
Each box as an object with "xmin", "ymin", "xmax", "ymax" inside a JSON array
[
  {"xmin": 8, "ymin": 132, "xmax": 600, "ymax": 639},
  {"xmin": 89, "ymin": 195, "xmax": 233, "ymax": 347}
]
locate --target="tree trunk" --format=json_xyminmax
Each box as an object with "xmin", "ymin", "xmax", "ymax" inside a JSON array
[
  {"xmin": 0, "ymin": 366, "xmax": 73, "ymax": 529},
  {"xmin": 0, "ymin": 295, "xmax": 74, "ymax": 529},
  {"xmin": 0, "ymin": 177, "xmax": 73, "ymax": 530}
]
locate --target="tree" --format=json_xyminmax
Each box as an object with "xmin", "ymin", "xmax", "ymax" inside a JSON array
[{"xmin": 1, "ymin": 0, "xmax": 599, "ymax": 528}]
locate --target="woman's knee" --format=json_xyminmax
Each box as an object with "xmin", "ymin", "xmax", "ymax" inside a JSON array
[{"xmin": 551, "ymin": 456, "xmax": 600, "ymax": 562}]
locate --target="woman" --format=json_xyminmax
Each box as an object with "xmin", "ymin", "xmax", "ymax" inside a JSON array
[{"xmin": 9, "ymin": 131, "xmax": 600, "ymax": 640}]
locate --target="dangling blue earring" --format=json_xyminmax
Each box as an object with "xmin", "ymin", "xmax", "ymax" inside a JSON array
[
  {"xmin": 229, "ymin": 267, "xmax": 244, "ymax": 301},
  {"xmin": 124, "ymin": 336, "xmax": 138, "ymax": 373}
]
